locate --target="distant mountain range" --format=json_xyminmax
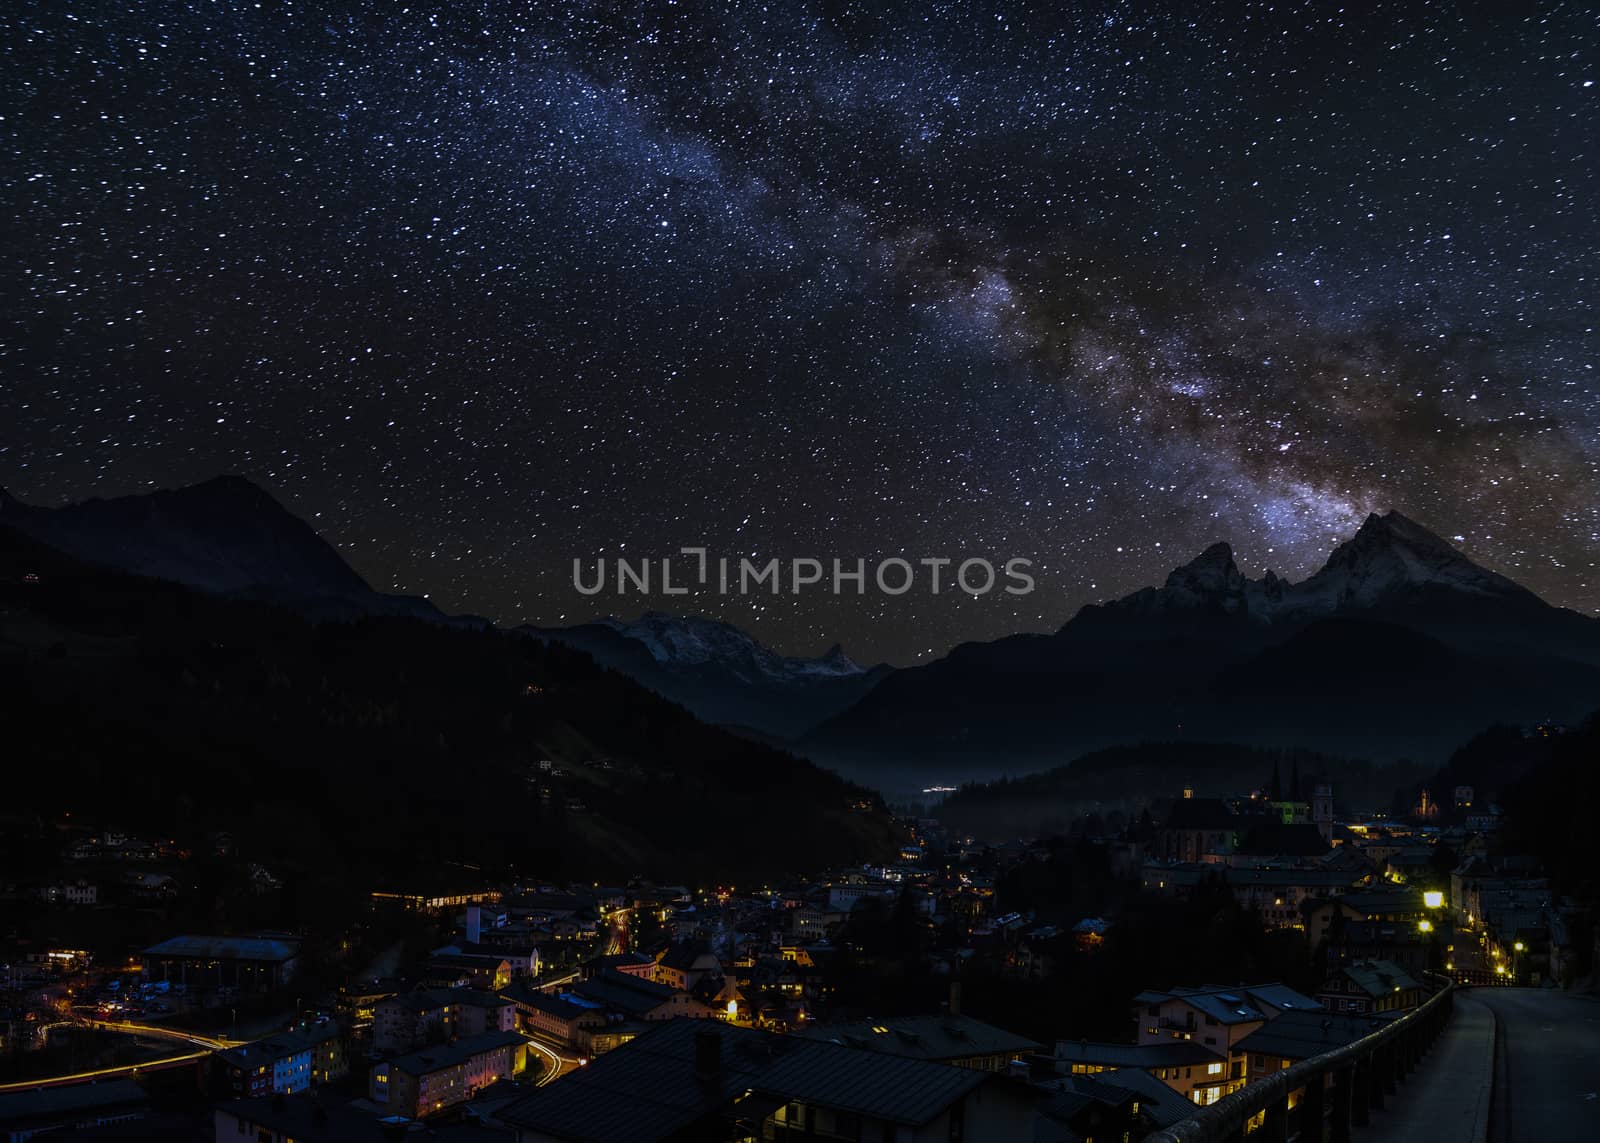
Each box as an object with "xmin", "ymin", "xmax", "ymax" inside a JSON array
[
  {"xmin": 0, "ymin": 476, "xmax": 469, "ymax": 624},
  {"xmin": 802, "ymin": 511, "xmax": 1600, "ymax": 790},
  {"xmin": 0, "ymin": 477, "xmax": 883, "ymax": 739},
  {"xmin": 8, "ymin": 479, "xmax": 1596, "ymax": 796},
  {"xmin": 522, "ymin": 612, "xmax": 890, "ymax": 740}
]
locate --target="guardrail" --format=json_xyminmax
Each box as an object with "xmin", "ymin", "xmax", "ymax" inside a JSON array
[{"xmin": 1147, "ymin": 975, "xmax": 1455, "ymax": 1143}]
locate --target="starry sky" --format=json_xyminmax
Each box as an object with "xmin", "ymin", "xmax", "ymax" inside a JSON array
[{"xmin": 2, "ymin": 2, "xmax": 1597, "ymax": 664}]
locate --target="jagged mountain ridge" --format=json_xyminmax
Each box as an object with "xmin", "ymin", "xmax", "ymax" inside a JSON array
[
  {"xmin": 803, "ymin": 511, "xmax": 1600, "ymax": 789},
  {"xmin": 1099, "ymin": 511, "xmax": 1535, "ymax": 623}
]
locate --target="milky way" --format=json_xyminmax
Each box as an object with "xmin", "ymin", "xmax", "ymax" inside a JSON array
[{"xmin": 2, "ymin": 2, "xmax": 1597, "ymax": 662}]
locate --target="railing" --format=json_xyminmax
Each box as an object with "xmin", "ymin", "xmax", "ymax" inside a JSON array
[{"xmin": 1147, "ymin": 975, "xmax": 1455, "ymax": 1143}]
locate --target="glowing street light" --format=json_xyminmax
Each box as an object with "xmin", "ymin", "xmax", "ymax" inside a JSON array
[{"xmin": 1423, "ymin": 890, "xmax": 1444, "ymax": 909}]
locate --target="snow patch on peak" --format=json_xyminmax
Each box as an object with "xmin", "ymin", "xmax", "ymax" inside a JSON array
[
  {"xmin": 594, "ymin": 612, "xmax": 867, "ymax": 683},
  {"xmin": 1100, "ymin": 510, "xmax": 1537, "ymax": 624},
  {"xmin": 1299, "ymin": 509, "xmax": 1530, "ymax": 608}
]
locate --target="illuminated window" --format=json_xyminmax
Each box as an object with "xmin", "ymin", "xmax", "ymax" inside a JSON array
[{"xmin": 1207, "ymin": 1063, "xmax": 1223, "ymax": 1075}]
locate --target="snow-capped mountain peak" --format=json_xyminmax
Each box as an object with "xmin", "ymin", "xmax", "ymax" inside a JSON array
[
  {"xmin": 1293, "ymin": 510, "xmax": 1532, "ymax": 609},
  {"xmin": 1098, "ymin": 510, "xmax": 1538, "ymax": 624},
  {"xmin": 594, "ymin": 612, "xmax": 866, "ymax": 683}
]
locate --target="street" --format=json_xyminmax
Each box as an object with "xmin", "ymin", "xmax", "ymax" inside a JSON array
[{"xmin": 1479, "ymin": 988, "xmax": 1600, "ymax": 1143}]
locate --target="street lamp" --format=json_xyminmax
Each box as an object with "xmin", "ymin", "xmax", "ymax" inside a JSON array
[{"xmin": 1423, "ymin": 890, "xmax": 1444, "ymax": 909}]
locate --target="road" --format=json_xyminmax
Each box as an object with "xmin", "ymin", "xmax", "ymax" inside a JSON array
[
  {"xmin": 1479, "ymin": 988, "xmax": 1600, "ymax": 1143},
  {"xmin": 523, "ymin": 1032, "xmax": 581, "ymax": 1085}
]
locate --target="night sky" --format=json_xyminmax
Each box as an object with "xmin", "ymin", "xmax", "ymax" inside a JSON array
[{"xmin": 3, "ymin": 2, "xmax": 1596, "ymax": 664}]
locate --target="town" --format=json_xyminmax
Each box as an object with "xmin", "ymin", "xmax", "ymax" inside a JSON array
[{"xmin": 1, "ymin": 758, "xmax": 1584, "ymax": 1142}]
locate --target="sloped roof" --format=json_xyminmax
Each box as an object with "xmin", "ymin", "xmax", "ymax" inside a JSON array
[
  {"xmin": 1081, "ymin": 1067, "xmax": 1196, "ymax": 1128},
  {"xmin": 797, "ymin": 1013, "xmax": 1039, "ymax": 1062},
  {"xmin": 1054, "ymin": 1040, "xmax": 1222, "ymax": 1068},
  {"xmin": 1330, "ymin": 960, "xmax": 1421, "ymax": 999},
  {"xmin": 386, "ymin": 1030, "xmax": 525, "ymax": 1076},
  {"xmin": 570, "ymin": 969, "xmax": 677, "ymax": 1016},
  {"xmin": 1234, "ymin": 1009, "xmax": 1391, "ymax": 1058},
  {"xmin": 501, "ymin": 1018, "xmax": 1004, "ymax": 1142},
  {"xmin": 1133, "ymin": 983, "xmax": 1320, "ymax": 1024},
  {"xmin": 144, "ymin": 934, "xmax": 299, "ymax": 962}
]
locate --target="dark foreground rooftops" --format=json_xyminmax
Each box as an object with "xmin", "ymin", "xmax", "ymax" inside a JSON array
[
  {"xmin": 797, "ymin": 1013, "xmax": 1039, "ymax": 1062},
  {"xmin": 144, "ymin": 933, "xmax": 299, "ymax": 961},
  {"xmin": 501, "ymin": 1018, "xmax": 1010, "ymax": 1143},
  {"xmin": 1233, "ymin": 1009, "xmax": 1398, "ymax": 1059},
  {"xmin": 1053, "ymin": 1040, "xmax": 1224, "ymax": 1069}
]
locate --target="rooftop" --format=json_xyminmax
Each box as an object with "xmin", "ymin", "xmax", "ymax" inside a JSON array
[
  {"xmin": 502, "ymin": 1018, "xmax": 1003, "ymax": 1143},
  {"xmin": 1134, "ymin": 983, "xmax": 1322, "ymax": 1024},
  {"xmin": 143, "ymin": 934, "xmax": 300, "ymax": 961},
  {"xmin": 1234, "ymin": 1009, "xmax": 1396, "ymax": 1059},
  {"xmin": 797, "ymin": 1013, "xmax": 1039, "ymax": 1062},
  {"xmin": 386, "ymin": 1030, "xmax": 525, "ymax": 1076},
  {"xmin": 1053, "ymin": 1040, "xmax": 1223, "ymax": 1068}
]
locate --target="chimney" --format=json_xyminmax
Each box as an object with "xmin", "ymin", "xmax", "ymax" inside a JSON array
[
  {"xmin": 949, "ymin": 981, "xmax": 962, "ymax": 1017},
  {"xmin": 467, "ymin": 905, "xmax": 481, "ymax": 946},
  {"xmin": 694, "ymin": 1027, "xmax": 722, "ymax": 1084}
]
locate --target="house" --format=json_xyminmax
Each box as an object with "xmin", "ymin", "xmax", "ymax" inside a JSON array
[
  {"xmin": 1052, "ymin": 1039, "xmax": 1231, "ymax": 1104},
  {"xmin": 434, "ymin": 934, "xmax": 539, "ymax": 978},
  {"xmin": 336, "ymin": 979, "xmax": 402, "ymax": 1044},
  {"xmin": 369, "ymin": 1029, "xmax": 527, "ymax": 1118},
  {"xmin": 143, "ymin": 934, "xmax": 299, "ymax": 993},
  {"xmin": 216, "ymin": 1035, "xmax": 313, "ymax": 1097},
  {"xmin": 1321, "ymin": 918, "xmax": 1434, "ymax": 977},
  {"xmin": 1317, "ymin": 960, "xmax": 1423, "ymax": 1014},
  {"xmin": 1131, "ymin": 983, "xmax": 1321, "ymax": 1102},
  {"xmin": 504, "ymin": 968, "xmax": 718, "ymax": 1055},
  {"xmin": 1224, "ymin": 868, "xmax": 1369, "ymax": 928},
  {"xmin": 501, "ymin": 1019, "xmax": 1038, "ymax": 1143},
  {"xmin": 504, "ymin": 985, "xmax": 607, "ymax": 1046},
  {"xmin": 1232, "ymin": 1009, "xmax": 1392, "ymax": 1081},
  {"xmin": 374, "ymin": 988, "xmax": 516, "ymax": 1054},
  {"xmin": 653, "ymin": 941, "xmax": 723, "ymax": 991},
  {"xmin": 1032, "ymin": 1074, "xmax": 1145, "ymax": 1143},
  {"xmin": 426, "ymin": 953, "xmax": 512, "ymax": 991},
  {"xmin": 796, "ymin": 1014, "xmax": 1038, "ymax": 1073},
  {"xmin": 592, "ymin": 952, "xmax": 656, "ymax": 980}
]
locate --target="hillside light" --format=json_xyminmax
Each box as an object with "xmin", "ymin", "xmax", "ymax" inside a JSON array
[
  {"xmin": 1514, "ymin": 941, "xmax": 1525, "ymax": 952},
  {"xmin": 1423, "ymin": 890, "xmax": 1444, "ymax": 909}
]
